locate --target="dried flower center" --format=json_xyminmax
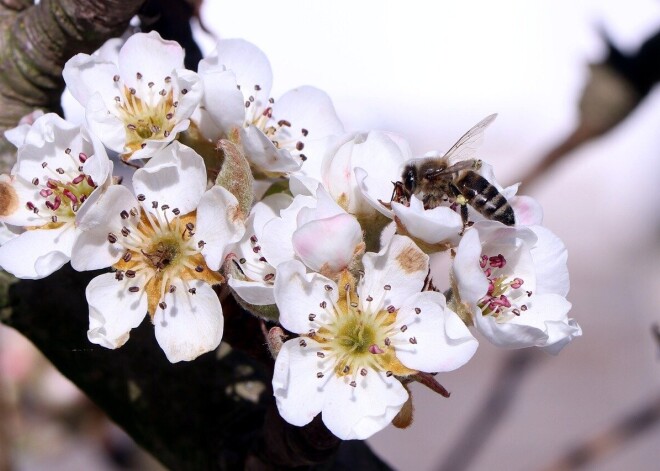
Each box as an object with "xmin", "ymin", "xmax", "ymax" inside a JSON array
[{"xmin": 143, "ymin": 235, "xmax": 182, "ymax": 271}]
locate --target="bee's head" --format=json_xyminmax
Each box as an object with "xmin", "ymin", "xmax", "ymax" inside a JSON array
[{"xmin": 402, "ymin": 164, "xmax": 417, "ymax": 194}]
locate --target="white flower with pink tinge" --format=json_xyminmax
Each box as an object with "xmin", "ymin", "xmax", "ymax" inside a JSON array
[
  {"xmin": 63, "ymin": 31, "xmax": 202, "ymax": 161},
  {"xmin": 452, "ymin": 221, "xmax": 581, "ymax": 353},
  {"xmin": 229, "ymin": 186, "xmax": 364, "ymax": 307},
  {"xmin": 196, "ymin": 39, "xmax": 343, "ymax": 175},
  {"xmin": 272, "ymin": 235, "xmax": 478, "ymax": 440},
  {"xmin": 0, "ymin": 113, "xmax": 111, "ymax": 279},
  {"xmin": 71, "ymin": 142, "xmax": 244, "ymax": 362},
  {"xmin": 307, "ymin": 131, "xmax": 411, "ymax": 218}
]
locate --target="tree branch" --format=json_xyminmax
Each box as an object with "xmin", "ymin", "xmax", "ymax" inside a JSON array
[{"xmin": 1, "ymin": 266, "xmax": 391, "ymax": 470}]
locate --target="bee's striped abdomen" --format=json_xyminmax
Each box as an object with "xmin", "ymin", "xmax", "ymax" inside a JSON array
[{"xmin": 456, "ymin": 171, "xmax": 515, "ymax": 226}]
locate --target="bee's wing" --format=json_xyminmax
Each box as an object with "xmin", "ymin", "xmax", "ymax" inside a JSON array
[
  {"xmin": 443, "ymin": 113, "xmax": 497, "ymax": 165},
  {"xmin": 426, "ymin": 159, "xmax": 477, "ymax": 179}
]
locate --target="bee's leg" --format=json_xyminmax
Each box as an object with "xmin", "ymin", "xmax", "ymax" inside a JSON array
[
  {"xmin": 448, "ymin": 183, "xmax": 470, "ymax": 235},
  {"xmin": 390, "ymin": 182, "xmax": 398, "ymax": 202},
  {"xmin": 457, "ymin": 196, "xmax": 469, "ymax": 235}
]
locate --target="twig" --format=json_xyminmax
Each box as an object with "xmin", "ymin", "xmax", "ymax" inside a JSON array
[
  {"xmin": 436, "ymin": 349, "xmax": 543, "ymax": 471},
  {"xmin": 540, "ymin": 393, "xmax": 660, "ymax": 471}
]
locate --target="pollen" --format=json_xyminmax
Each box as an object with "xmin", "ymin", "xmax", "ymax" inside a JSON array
[
  {"xmin": 396, "ymin": 244, "xmax": 427, "ymax": 274},
  {"xmin": 0, "ymin": 181, "xmax": 18, "ymax": 216}
]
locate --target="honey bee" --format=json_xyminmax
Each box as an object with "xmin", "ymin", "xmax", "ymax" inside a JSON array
[{"xmin": 395, "ymin": 114, "xmax": 515, "ymax": 229}]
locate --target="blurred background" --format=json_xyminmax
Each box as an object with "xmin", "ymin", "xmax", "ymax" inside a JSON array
[{"xmin": 2, "ymin": 0, "xmax": 660, "ymax": 469}]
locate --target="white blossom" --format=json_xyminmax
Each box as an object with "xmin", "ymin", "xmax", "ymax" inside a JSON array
[
  {"xmin": 452, "ymin": 221, "xmax": 581, "ymax": 353},
  {"xmin": 196, "ymin": 39, "xmax": 343, "ymax": 175},
  {"xmin": 0, "ymin": 113, "xmax": 111, "ymax": 279},
  {"xmin": 272, "ymin": 235, "xmax": 478, "ymax": 439},
  {"xmin": 318, "ymin": 131, "xmax": 411, "ymax": 217},
  {"xmin": 71, "ymin": 142, "xmax": 244, "ymax": 362},
  {"xmin": 229, "ymin": 186, "xmax": 364, "ymax": 306},
  {"xmin": 63, "ymin": 31, "xmax": 202, "ymax": 160}
]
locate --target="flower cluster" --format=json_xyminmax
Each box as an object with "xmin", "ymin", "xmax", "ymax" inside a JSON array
[{"xmin": 0, "ymin": 31, "xmax": 581, "ymax": 440}]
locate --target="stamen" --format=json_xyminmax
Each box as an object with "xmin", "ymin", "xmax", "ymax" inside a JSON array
[{"xmin": 369, "ymin": 344, "xmax": 384, "ymax": 354}]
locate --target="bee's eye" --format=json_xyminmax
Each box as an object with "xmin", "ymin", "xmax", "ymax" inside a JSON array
[{"xmin": 403, "ymin": 168, "xmax": 416, "ymax": 193}]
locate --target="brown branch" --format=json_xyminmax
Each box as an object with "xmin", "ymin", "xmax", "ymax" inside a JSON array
[
  {"xmin": 0, "ymin": 265, "xmax": 391, "ymax": 470},
  {"xmin": 540, "ymin": 393, "xmax": 660, "ymax": 471},
  {"xmin": 436, "ymin": 349, "xmax": 544, "ymax": 471}
]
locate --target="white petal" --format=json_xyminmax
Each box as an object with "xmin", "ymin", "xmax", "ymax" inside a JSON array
[
  {"xmin": 273, "ymin": 260, "xmax": 338, "ymax": 334},
  {"xmin": 321, "ymin": 370, "xmax": 408, "ymax": 440},
  {"xmin": 86, "ymin": 93, "xmax": 127, "ymax": 154},
  {"xmin": 195, "ymin": 186, "xmax": 245, "ymax": 271},
  {"xmin": 87, "ymin": 272, "xmax": 148, "ymax": 349},
  {"xmin": 154, "ymin": 280, "xmax": 224, "ymax": 363},
  {"xmin": 296, "ymin": 186, "xmax": 345, "ymax": 225},
  {"xmin": 80, "ymin": 127, "xmax": 112, "ymax": 187},
  {"xmin": 0, "ymin": 174, "xmax": 47, "ymax": 227},
  {"xmin": 393, "ymin": 291, "xmax": 478, "ymax": 372},
  {"xmin": 5, "ymin": 123, "xmax": 31, "ymax": 148},
  {"xmin": 452, "ymin": 229, "xmax": 489, "ymax": 305},
  {"xmin": 288, "ymin": 173, "xmax": 322, "ymax": 197},
  {"xmin": 260, "ymin": 195, "xmax": 316, "ymax": 267},
  {"xmin": 170, "ymin": 68, "xmax": 203, "ymax": 121},
  {"xmin": 0, "ymin": 223, "xmax": 76, "ymax": 279},
  {"xmin": 15, "ymin": 113, "xmax": 82, "ymax": 177},
  {"xmin": 270, "ymin": 86, "xmax": 343, "ymax": 166},
  {"xmin": 63, "ymin": 53, "xmax": 119, "ymax": 108},
  {"xmin": 272, "ymin": 86, "xmax": 343, "ymax": 138},
  {"xmin": 118, "ymin": 32, "xmax": 184, "ymax": 89},
  {"xmin": 359, "ymin": 235, "xmax": 428, "ymax": 310},
  {"xmin": 241, "ymin": 126, "xmax": 302, "ymax": 173},
  {"xmin": 324, "ymin": 131, "xmax": 409, "ymax": 215},
  {"xmin": 272, "ymin": 338, "xmax": 326, "ymax": 427},
  {"xmin": 253, "ymin": 194, "xmax": 293, "ymax": 236},
  {"xmin": 392, "ymin": 196, "xmax": 463, "ymax": 245},
  {"xmin": 529, "ymin": 225, "xmax": 569, "ymax": 297},
  {"xmin": 72, "ymin": 185, "xmax": 136, "ymax": 271},
  {"xmin": 228, "ymin": 277, "xmax": 275, "ymax": 305},
  {"xmin": 293, "ymin": 213, "xmax": 362, "ymax": 274},
  {"xmin": 474, "ymin": 294, "xmax": 573, "ymax": 349},
  {"xmin": 542, "ymin": 318, "xmax": 582, "ymax": 355},
  {"xmin": 201, "ymin": 39, "xmax": 273, "ymax": 102},
  {"xmin": 0, "ymin": 222, "xmax": 19, "ymax": 245},
  {"xmin": 198, "ymin": 69, "xmax": 245, "ymax": 137},
  {"xmin": 133, "ymin": 142, "xmax": 207, "ymax": 215},
  {"xmin": 355, "ymin": 167, "xmax": 393, "ymax": 218},
  {"xmin": 511, "ymin": 195, "xmax": 543, "ymax": 226}
]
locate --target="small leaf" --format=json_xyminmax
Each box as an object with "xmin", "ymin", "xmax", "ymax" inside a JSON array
[{"xmin": 215, "ymin": 138, "xmax": 253, "ymax": 217}]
